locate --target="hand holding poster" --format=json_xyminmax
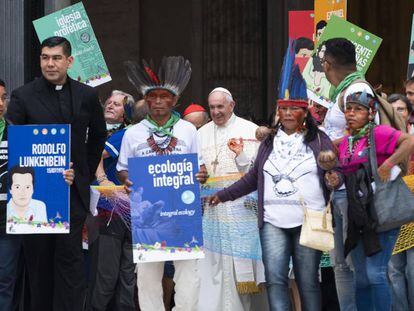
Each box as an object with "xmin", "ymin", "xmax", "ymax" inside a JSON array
[
  {"xmin": 7, "ymin": 125, "xmax": 70, "ymax": 234},
  {"xmin": 33, "ymin": 2, "xmax": 111, "ymax": 87},
  {"xmin": 128, "ymin": 154, "xmax": 204, "ymax": 263}
]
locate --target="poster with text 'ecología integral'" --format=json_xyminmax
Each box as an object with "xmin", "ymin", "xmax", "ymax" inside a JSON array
[{"xmin": 128, "ymin": 153, "xmax": 204, "ymax": 263}]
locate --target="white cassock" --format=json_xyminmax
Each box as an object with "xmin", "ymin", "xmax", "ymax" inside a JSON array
[{"xmin": 197, "ymin": 114, "xmax": 268, "ymax": 311}]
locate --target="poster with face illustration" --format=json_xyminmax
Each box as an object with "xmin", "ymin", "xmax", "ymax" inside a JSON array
[
  {"xmin": 302, "ymin": 15, "xmax": 382, "ymax": 107},
  {"xmin": 314, "ymin": 0, "xmax": 347, "ymax": 44},
  {"xmin": 7, "ymin": 125, "xmax": 70, "ymax": 234},
  {"xmin": 289, "ymin": 11, "xmax": 315, "ymax": 73},
  {"xmin": 128, "ymin": 153, "xmax": 204, "ymax": 263}
]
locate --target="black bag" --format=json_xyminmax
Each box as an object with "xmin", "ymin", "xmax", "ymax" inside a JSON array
[{"xmin": 369, "ymin": 127, "xmax": 414, "ymax": 232}]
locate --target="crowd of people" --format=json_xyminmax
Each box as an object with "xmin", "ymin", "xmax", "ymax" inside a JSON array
[{"xmin": 1, "ymin": 33, "xmax": 414, "ymax": 311}]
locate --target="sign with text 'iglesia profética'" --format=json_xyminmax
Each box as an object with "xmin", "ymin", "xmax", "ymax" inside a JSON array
[{"xmin": 33, "ymin": 2, "xmax": 111, "ymax": 87}]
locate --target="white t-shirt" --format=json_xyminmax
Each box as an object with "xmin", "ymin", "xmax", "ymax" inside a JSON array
[
  {"xmin": 324, "ymin": 82, "xmax": 375, "ymax": 140},
  {"xmin": 7, "ymin": 199, "xmax": 47, "ymax": 223},
  {"xmin": 117, "ymin": 118, "xmax": 200, "ymax": 171},
  {"xmin": 263, "ymin": 130, "xmax": 325, "ymax": 228}
]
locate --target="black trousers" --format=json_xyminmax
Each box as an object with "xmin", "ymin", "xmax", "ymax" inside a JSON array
[
  {"xmin": 22, "ymin": 189, "xmax": 87, "ymax": 311},
  {"xmin": 86, "ymin": 213, "xmax": 136, "ymax": 311}
]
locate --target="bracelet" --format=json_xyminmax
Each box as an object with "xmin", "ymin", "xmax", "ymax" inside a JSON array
[
  {"xmin": 383, "ymin": 160, "xmax": 394, "ymax": 170},
  {"xmin": 97, "ymin": 174, "xmax": 108, "ymax": 183}
]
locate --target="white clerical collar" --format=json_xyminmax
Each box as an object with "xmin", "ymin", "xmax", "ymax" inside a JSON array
[{"xmin": 55, "ymin": 85, "xmax": 63, "ymax": 91}]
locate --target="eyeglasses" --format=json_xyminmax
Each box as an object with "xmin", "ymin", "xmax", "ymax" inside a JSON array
[{"xmin": 395, "ymin": 107, "xmax": 408, "ymax": 113}]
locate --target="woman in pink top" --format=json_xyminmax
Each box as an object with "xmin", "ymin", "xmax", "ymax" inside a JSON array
[{"xmin": 327, "ymin": 91, "xmax": 414, "ymax": 311}]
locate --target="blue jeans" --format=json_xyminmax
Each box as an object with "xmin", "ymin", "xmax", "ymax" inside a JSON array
[
  {"xmin": 0, "ymin": 234, "xmax": 21, "ymax": 311},
  {"xmin": 330, "ymin": 190, "xmax": 356, "ymax": 311},
  {"xmin": 351, "ymin": 228, "xmax": 399, "ymax": 311},
  {"xmin": 260, "ymin": 222, "xmax": 321, "ymax": 311},
  {"xmin": 388, "ymin": 247, "xmax": 414, "ymax": 310}
]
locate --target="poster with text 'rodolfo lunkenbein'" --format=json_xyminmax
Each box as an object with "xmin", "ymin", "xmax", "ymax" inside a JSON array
[
  {"xmin": 7, "ymin": 125, "xmax": 71, "ymax": 234},
  {"xmin": 33, "ymin": 2, "xmax": 111, "ymax": 87},
  {"xmin": 128, "ymin": 154, "xmax": 204, "ymax": 263}
]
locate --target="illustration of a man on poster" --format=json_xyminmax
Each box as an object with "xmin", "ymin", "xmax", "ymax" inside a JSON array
[{"xmin": 7, "ymin": 166, "xmax": 47, "ymax": 222}]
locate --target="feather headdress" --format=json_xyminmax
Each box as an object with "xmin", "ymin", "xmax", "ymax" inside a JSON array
[
  {"xmin": 277, "ymin": 40, "xmax": 308, "ymax": 108},
  {"xmin": 124, "ymin": 56, "xmax": 191, "ymax": 96}
]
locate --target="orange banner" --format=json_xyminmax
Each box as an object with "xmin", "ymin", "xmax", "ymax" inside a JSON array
[{"xmin": 314, "ymin": 0, "xmax": 347, "ymax": 43}]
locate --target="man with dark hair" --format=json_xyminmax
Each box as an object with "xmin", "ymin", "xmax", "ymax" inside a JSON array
[
  {"xmin": 321, "ymin": 37, "xmax": 371, "ymax": 311},
  {"xmin": 6, "ymin": 36, "xmax": 106, "ymax": 310},
  {"xmin": 40, "ymin": 36, "xmax": 72, "ymax": 59}
]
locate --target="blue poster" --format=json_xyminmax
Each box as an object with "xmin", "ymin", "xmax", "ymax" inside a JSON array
[
  {"xmin": 128, "ymin": 153, "xmax": 204, "ymax": 263},
  {"xmin": 7, "ymin": 125, "xmax": 70, "ymax": 234}
]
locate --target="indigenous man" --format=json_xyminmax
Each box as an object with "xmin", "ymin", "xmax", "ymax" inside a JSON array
[
  {"xmin": 117, "ymin": 56, "xmax": 207, "ymax": 311},
  {"xmin": 197, "ymin": 87, "xmax": 266, "ymax": 311}
]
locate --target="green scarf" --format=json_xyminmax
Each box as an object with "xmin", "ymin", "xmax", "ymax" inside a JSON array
[
  {"xmin": 347, "ymin": 122, "xmax": 373, "ymax": 154},
  {"xmin": 329, "ymin": 71, "xmax": 366, "ymax": 102},
  {"xmin": 0, "ymin": 118, "xmax": 6, "ymax": 142},
  {"xmin": 145, "ymin": 111, "xmax": 180, "ymax": 137}
]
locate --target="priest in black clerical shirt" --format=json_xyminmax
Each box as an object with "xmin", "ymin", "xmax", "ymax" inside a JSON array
[{"xmin": 6, "ymin": 36, "xmax": 106, "ymax": 311}]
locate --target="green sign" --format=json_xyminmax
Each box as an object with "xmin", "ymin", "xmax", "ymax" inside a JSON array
[
  {"xmin": 302, "ymin": 15, "xmax": 382, "ymax": 105},
  {"xmin": 318, "ymin": 15, "xmax": 382, "ymax": 73},
  {"xmin": 33, "ymin": 2, "xmax": 111, "ymax": 87}
]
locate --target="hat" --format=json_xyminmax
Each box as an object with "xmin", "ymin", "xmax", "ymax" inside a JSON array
[
  {"xmin": 183, "ymin": 103, "xmax": 206, "ymax": 117},
  {"xmin": 277, "ymin": 40, "xmax": 308, "ymax": 108},
  {"xmin": 208, "ymin": 87, "xmax": 233, "ymax": 100},
  {"xmin": 345, "ymin": 90, "xmax": 378, "ymax": 113},
  {"xmin": 124, "ymin": 56, "xmax": 191, "ymax": 96}
]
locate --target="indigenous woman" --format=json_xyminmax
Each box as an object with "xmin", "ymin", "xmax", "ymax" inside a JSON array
[
  {"xmin": 326, "ymin": 91, "xmax": 414, "ymax": 311},
  {"xmin": 209, "ymin": 65, "xmax": 337, "ymax": 310}
]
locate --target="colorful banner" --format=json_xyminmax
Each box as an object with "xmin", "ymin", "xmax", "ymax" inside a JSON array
[
  {"xmin": 407, "ymin": 14, "xmax": 414, "ymax": 79},
  {"xmin": 128, "ymin": 154, "xmax": 204, "ymax": 263},
  {"xmin": 7, "ymin": 125, "xmax": 71, "ymax": 234},
  {"xmin": 201, "ymin": 174, "xmax": 262, "ymax": 261},
  {"xmin": 289, "ymin": 11, "xmax": 314, "ymax": 41},
  {"xmin": 314, "ymin": 0, "xmax": 347, "ymax": 43},
  {"xmin": 33, "ymin": 2, "xmax": 111, "ymax": 87},
  {"xmin": 303, "ymin": 15, "xmax": 382, "ymax": 106},
  {"xmin": 289, "ymin": 11, "xmax": 315, "ymax": 73}
]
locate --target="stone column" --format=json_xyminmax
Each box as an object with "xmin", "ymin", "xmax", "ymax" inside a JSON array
[{"xmin": 0, "ymin": 0, "xmax": 25, "ymax": 91}]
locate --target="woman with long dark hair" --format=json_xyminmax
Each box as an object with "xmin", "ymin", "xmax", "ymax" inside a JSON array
[{"xmin": 209, "ymin": 90, "xmax": 336, "ymax": 310}]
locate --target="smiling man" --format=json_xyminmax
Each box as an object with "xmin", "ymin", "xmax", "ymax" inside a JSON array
[
  {"xmin": 197, "ymin": 87, "xmax": 267, "ymax": 311},
  {"xmin": 6, "ymin": 36, "xmax": 106, "ymax": 311}
]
